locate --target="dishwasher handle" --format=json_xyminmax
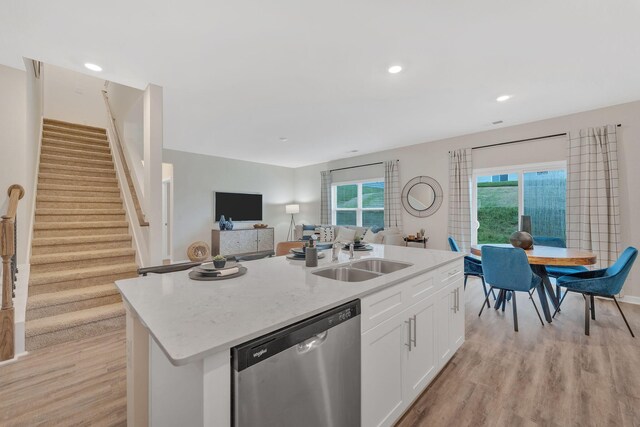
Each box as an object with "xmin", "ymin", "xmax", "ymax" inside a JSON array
[{"xmin": 296, "ymin": 331, "xmax": 329, "ymax": 354}]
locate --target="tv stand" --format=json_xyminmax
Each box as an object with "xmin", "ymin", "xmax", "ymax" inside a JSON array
[{"xmin": 211, "ymin": 228, "xmax": 274, "ymax": 258}]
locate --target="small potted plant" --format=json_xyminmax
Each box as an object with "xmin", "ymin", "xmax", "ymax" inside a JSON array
[{"xmin": 213, "ymin": 254, "xmax": 227, "ymax": 269}]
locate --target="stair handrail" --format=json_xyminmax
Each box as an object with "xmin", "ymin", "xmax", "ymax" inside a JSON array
[
  {"xmin": 1, "ymin": 184, "xmax": 24, "ymax": 361},
  {"xmin": 101, "ymin": 90, "xmax": 149, "ymax": 227}
]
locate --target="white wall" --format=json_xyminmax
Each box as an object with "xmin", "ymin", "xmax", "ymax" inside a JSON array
[
  {"xmin": 44, "ymin": 64, "xmax": 106, "ymax": 128},
  {"xmin": 163, "ymin": 149, "xmax": 295, "ymax": 261},
  {"xmin": 0, "ymin": 64, "xmax": 29, "ymax": 265},
  {"xmin": 106, "ymin": 81, "xmax": 145, "ymax": 195},
  {"xmin": 293, "ymin": 100, "xmax": 640, "ymax": 298}
]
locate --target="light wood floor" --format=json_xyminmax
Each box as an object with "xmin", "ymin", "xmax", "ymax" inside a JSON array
[
  {"xmin": 397, "ymin": 279, "xmax": 640, "ymax": 427},
  {"xmin": 0, "ymin": 329, "xmax": 126, "ymax": 426},
  {"xmin": 1, "ymin": 278, "xmax": 639, "ymax": 426}
]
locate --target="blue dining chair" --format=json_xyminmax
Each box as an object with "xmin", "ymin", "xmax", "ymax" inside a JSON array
[
  {"xmin": 448, "ymin": 237, "xmax": 496, "ymax": 306},
  {"xmin": 554, "ymin": 247, "xmax": 638, "ymax": 337},
  {"xmin": 533, "ymin": 236, "xmax": 589, "ymax": 300},
  {"xmin": 479, "ymin": 246, "xmax": 545, "ymax": 331}
]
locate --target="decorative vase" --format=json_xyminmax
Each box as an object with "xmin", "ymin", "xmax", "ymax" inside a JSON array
[
  {"xmin": 510, "ymin": 231, "xmax": 534, "ymax": 250},
  {"xmin": 305, "ymin": 247, "xmax": 318, "ymax": 267},
  {"xmin": 219, "ymin": 215, "xmax": 227, "ymax": 230},
  {"xmin": 213, "ymin": 259, "xmax": 226, "ymax": 269},
  {"xmin": 227, "ymin": 217, "xmax": 234, "ymax": 230}
]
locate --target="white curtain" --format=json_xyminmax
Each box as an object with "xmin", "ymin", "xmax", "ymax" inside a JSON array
[
  {"xmin": 383, "ymin": 160, "xmax": 402, "ymax": 229},
  {"xmin": 320, "ymin": 170, "xmax": 332, "ymax": 224},
  {"xmin": 566, "ymin": 125, "xmax": 620, "ymax": 268},
  {"xmin": 448, "ymin": 149, "xmax": 473, "ymax": 252}
]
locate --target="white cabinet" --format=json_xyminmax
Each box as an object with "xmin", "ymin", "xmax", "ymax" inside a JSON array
[
  {"xmin": 361, "ymin": 313, "xmax": 406, "ymax": 427},
  {"xmin": 361, "ymin": 259, "xmax": 465, "ymax": 427},
  {"xmin": 436, "ymin": 279, "xmax": 465, "ymax": 366},
  {"xmin": 404, "ymin": 293, "xmax": 437, "ymax": 402}
]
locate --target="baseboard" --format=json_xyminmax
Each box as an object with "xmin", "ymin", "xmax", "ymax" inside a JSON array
[{"xmin": 619, "ymin": 295, "xmax": 640, "ymax": 305}]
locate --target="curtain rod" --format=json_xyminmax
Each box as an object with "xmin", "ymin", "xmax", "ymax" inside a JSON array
[
  {"xmin": 330, "ymin": 159, "xmax": 398, "ymax": 173},
  {"xmin": 456, "ymin": 124, "xmax": 622, "ymax": 152}
]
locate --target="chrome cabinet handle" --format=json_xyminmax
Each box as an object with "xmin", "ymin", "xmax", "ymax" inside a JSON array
[
  {"xmin": 405, "ymin": 319, "xmax": 412, "ymax": 351},
  {"xmin": 455, "ymin": 288, "xmax": 458, "ymax": 312},
  {"xmin": 412, "ymin": 315, "xmax": 417, "ymax": 348},
  {"xmin": 451, "ymin": 290, "xmax": 456, "ymax": 312}
]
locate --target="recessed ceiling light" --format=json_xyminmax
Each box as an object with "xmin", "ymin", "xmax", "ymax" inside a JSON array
[
  {"xmin": 388, "ymin": 65, "xmax": 403, "ymax": 74},
  {"xmin": 492, "ymin": 120, "xmax": 504, "ymax": 125},
  {"xmin": 496, "ymin": 95, "xmax": 511, "ymax": 102},
  {"xmin": 84, "ymin": 63, "xmax": 102, "ymax": 72},
  {"xmin": 279, "ymin": 137, "xmax": 288, "ymax": 142},
  {"xmin": 348, "ymin": 150, "xmax": 359, "ymax": 153}
]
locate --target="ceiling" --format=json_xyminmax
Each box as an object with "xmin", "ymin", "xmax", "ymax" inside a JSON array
[{"xmin": 3, "ymin": 1, "xmax": 640, "ymax": 167}]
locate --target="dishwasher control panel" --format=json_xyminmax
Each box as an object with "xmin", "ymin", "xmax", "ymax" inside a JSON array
[{"xmin": 232, "ymin": 299, "xmax": 360, "ymax": 371}]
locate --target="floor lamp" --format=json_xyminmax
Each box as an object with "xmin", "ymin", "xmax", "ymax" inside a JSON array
[{"xmin": 286, "ymin": 204, "xmax": 300, "ymax": 241}]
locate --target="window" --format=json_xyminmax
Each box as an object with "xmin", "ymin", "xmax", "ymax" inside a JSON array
[
  {"xmin": 332, "ymin": 180, "xmax": 384, "ymax": 227},
  {"xmin": 472, "ymin": 162, "xmax": 566, "ymax": 244}
]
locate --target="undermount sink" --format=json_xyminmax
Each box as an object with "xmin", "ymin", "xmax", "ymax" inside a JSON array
[
  {"xmin": 312, "ymin": 267, "xmax": 381, "ymax": 282},
  {"xmin": 350, "ymin": 259, "xmax": 413, "ymax": 274},
  {"xmin": 311, "ymin": 258, "xmax": 414, "ymax": 283}
]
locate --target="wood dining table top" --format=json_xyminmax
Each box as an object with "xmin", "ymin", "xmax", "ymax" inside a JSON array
[{"xmin": 470, "ymin": 244, "xmax": 597, "ymax": 266}]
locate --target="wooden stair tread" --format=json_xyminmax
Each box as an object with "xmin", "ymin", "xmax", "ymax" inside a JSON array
[
  {"xmin": 32, "ymin": 234, "xmax": 132, "ymax": 246},
  {"xmin": 27, "ymin": 284, "xmax": 119, "ymax": 309},
  {"xmin": 31, "ymin": 248, "xmax": 135, "ymax": 265},
  {"xmin": 25, "ymin": 303, "xmax": 125, "ymax": 337},
  {"xmin": 42, "ymin": 145, "xmax": 112, "ymax": 159},
  {"xmin": 29, "ymin": 263, "xmax": 138, "ymax": 286}
]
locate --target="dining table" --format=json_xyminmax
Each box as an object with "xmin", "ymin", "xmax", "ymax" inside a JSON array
[{"xmin": 470, "ymin": 244, "xmax": 597, "ymax": 323}]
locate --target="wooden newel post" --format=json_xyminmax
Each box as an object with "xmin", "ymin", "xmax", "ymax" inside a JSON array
[{"xmin": 1, "ymin": 215, "xmax": 15, "ymax": 361}]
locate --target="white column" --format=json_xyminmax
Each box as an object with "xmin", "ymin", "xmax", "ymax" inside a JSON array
[{"xmin": 144, "ymin": 84, "xmax": 163, "ymax": 265}]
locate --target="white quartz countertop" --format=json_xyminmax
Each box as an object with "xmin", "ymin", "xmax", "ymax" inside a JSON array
[{"xmin": 116, "ymin": 244, "xmax": 463, "ymax": 366}]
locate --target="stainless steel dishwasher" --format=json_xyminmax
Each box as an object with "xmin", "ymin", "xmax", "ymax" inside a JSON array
[{"xmin": 232, "ymin": 299, "xmax": 361, "ymax": 427}]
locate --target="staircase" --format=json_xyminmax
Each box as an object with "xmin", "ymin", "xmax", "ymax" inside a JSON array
[{"xmin": 25, "ymin": 118, "xmax": 138, "ymax": 351}]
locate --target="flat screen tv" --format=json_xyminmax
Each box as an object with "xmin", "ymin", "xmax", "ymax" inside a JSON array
[{"xmin": 214, "ymin": 192, "xmax": 263, "ymax": 222}]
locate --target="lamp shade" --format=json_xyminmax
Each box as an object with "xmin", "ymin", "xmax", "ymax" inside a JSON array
[{"xmin": 285, "ymin": 204, "xmax": 300, "ymax": 214}]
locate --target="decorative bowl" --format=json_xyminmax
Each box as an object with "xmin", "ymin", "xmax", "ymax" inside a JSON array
[{"xmin": 510, "ymin": 231, "xmax": 534, "ymax": 250}]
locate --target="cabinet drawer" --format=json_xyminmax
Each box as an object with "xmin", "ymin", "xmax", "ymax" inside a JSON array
[
  {"xmin": 361, "ymin": 285, "xmax": 405, "ymax": 332},
  {"xmin": 404, "ymin": 273, "xmax": 436, "ymax": 307},
  {"xmin": 438, "ymin": 262, "xmax": 463, "ymax": 285}
]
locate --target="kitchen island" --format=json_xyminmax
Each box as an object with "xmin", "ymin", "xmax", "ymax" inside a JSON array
[{"xmin": 116, "ymin": 244, "xmax": 464, "ymax": 427}]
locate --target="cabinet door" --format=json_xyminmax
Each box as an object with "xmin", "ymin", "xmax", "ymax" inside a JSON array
[
  {"xmin": 404, "ymin": 294, "xmax": 437, "ymax": 403},
  {"xmin": 362, "ymin": 312, "xmax": 406, "ymax": 427},
  {"xmin": 221, "ymin": 230, "xmax": 256, "ymax": 255},
  {"xmin": 435, "ymin": 283, "xmax": 454, "ymax": 368},
  {"xmin": 450, "ymin": 279, "xmax": 465, "ymax": 352},
  {"xmin": 257, "ymin": 228, "xmax": 274, "ymax": 251}
]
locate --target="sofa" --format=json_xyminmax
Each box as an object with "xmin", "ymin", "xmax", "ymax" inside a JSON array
[{"xmin": 293, "ymin": 224, "xmax": 405, "ymax": 246}]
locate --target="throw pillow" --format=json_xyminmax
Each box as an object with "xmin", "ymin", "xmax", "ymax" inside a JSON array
[
  {"xmin": 335, "ymin": 227, "xmax": 356, "ymax": 243},
  {"xmin": 319, "ymin": 227, "xmax": 335, "ymax": 242},
  {"xmin": 370, "ymin": 225, "xmax": 384, "ymax": 234},
  {"xmin": 362, "ymin": 228, "xmax": 377, "ymax": 243}
]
